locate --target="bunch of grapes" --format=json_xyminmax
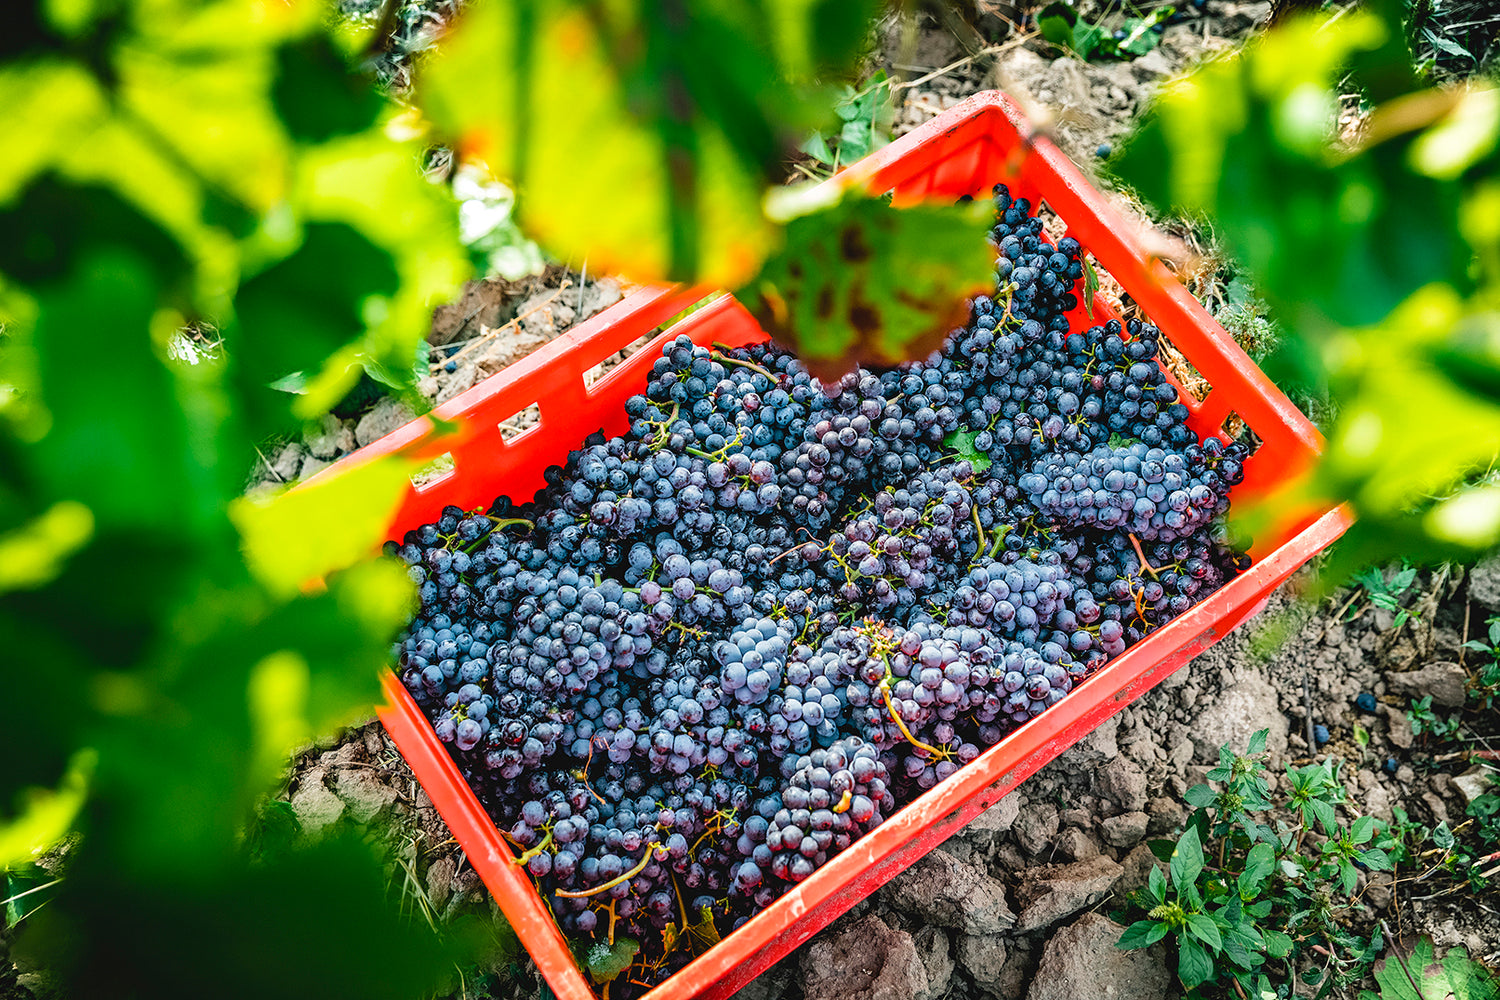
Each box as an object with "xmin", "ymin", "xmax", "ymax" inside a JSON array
[{"xmin": 384, "ymin": 182, "xmax": 1255, "ymax": 990}]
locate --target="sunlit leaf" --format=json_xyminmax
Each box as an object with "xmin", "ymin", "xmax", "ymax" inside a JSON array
[
  {"xmin": 417, "ymin": 0, "xmax": 878, "ymax": 285},
  {"xmin": 745, "ymin": 191, "xmax": 994, "ymax": 378},
  {"xmin": 228, "ymin": 456, "xmax": 416, "ymax": 598},
  {"xmin": 0, "ymin": 749, "xmax": 95, "ymax": 868},
  {"xmin": 1410, "ymin": 85, "xmax": 1500, "ymax": 181},
  {"xmin": 584, "ymin": 936, "xmax": 640, "ymax": 982},
  {"xmin": 0, "ymin": 501, "xmax": 94, "ymax": 593}
]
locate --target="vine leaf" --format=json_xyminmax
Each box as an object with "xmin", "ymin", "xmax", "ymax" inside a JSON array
[
  {"xmin": 744, "ymin": 191, "xmax": 994, "ymax": 379},
  {"xmin": 228, "ymin": 455, "xmax": 417, "ymax": 599},
  {"xmin": 583, "ymin": 936, "xmax": 640, "ymax": 983},
  {"xmin": 417, "ymin": 0, "xmax": 879, "ymax": 285},
  {"xmin": 943, "ymin": 429, "xmax": 992, "ymax": 473}
]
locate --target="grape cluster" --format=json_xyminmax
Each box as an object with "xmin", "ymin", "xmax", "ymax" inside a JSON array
[{"xmin": 388, "ymin": 183, "xmax": 1253, "ymax": 991}]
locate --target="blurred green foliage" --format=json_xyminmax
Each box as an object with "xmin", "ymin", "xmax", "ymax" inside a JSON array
[
  {"xmin": 1112, "ymin": 0, "xmax": 1500, "ymax": 579},
  {"xmin": 0, "ymin": 0, "xmax": 472, "ymax": 996},
  {"xmin": 416, "ymin": 0, "xmax": 881, "ymax": 287}
]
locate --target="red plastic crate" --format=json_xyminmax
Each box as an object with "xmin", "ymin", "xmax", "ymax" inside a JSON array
[{"xmin": 326, "ymin": 92, "xmax": 1352, "ymax": 1000}]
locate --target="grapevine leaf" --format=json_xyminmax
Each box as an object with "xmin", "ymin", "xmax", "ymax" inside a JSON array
[
  {"xmin": 418, "ymin": 0, "xmax": 879, "ymax": 285},
  {"xmin": 1263, "ymin": 929, "xmax": 1293, "ymax": 959},
  {"xmin": 232, "ymin": 222, "xmax": 401, "ymax": 429},
  {"xmin": 228, "ymin": 456, "xmax": 417, "ymax": 599},
  {"xmin": 745, "ymin": 191, "xmax": 994, "ymax": 379},
  {"xmin": 585, "ymin": 936, "xmax": 641, "ymax": 983},
  {"xmin": 271, "ymin": 37, "xmax": 385, "ymax": 145},
  {"xmin": 801, "ymin": 131, "xmax": 835, "ymax": 166},
  {"xmin": 0, "ymin": 501, "xmax": 95, "ymax": 594},
  {"xmin": 685, "ymin": 903, "xmax": 722, "ymax": 952},
  {"xmin": 1371, "ymin": 937, "xmax": 1500, "ymax": 1000},
  {"xmin": 943, "ymin": 430, "xmax": 993, "ymax": 473}
]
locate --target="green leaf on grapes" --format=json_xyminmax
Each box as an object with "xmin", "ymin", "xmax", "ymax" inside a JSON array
[
  {"xmin": 943, "ymin": 429, "xmax": 993, "ymax": 473},
  {"xmin": 746, "ymin": 191, "xmax": 994, "ymax": 379},
  {"xmin": 584, "ymin": 936, "xmax": 641, "ymax": 983},
  {"xmin": 1083, "ymin": 256, "xmax": 1100, "ymax": 318}
]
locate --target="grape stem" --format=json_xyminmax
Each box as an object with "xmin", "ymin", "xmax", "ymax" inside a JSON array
[
  {"xmin": 879, "ymin": 681, "xmax": 947, "ymax": 761},
  {"xmin": 831, "ymin": 789, "xmax": 853, "ymax": 814},
  {"xmin": 462, "ymin": 516, "xmax": 535, "ymax": 553},
  {"xmin": 555, "ymin": 843, "xmax": 662, "ymax": 898},
  {"xmin": 1127, "ymin": 532, "xmax": 1160, "ymax": 579},
  {"xmin": 709, "ymin": 346, "xmax": 777, "ymax": 382},
  {"xmin": 970, "ymin": 505, "xmax": 986, "ymax": 560},
  {"xmin": 511, "ymin": 828, "xmax": 553, "ymax": 867}
]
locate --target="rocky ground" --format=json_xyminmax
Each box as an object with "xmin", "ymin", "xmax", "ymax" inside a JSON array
[{"xmin": 263, "ymin": 4, "xmax": 1500, "ymax": 999}]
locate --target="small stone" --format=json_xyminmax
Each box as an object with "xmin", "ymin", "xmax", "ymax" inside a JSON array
[
  {"xmin": 1057, "ymin": 715, "xmax": 1119, "ymax": 769},
  {"xmin": 299, "ymin": 454, "xmax": 331, "ymax": 480},
  {"xmin": 272, "ymin": 441, "xmax": 304, "ymax": 482},
  {"xmin": 330, "ymin": 768, "xmax": 399, "ymax": 824},
  {"xmin": 956, "ymin": 932, "xmax": 1008, "ymax": 987},
  {"xmin": 1452, "ymin": 766, "xmax": 1495, "ymax": 806},
  {"xmin": 435, "ymin": 362, "xmax": 481, "ymax": 405},
  {"xmin": 1469, "ymin": 551, "xmax": 1500, "ymax": 610},
  {"xmin": 913, "ymin": 926, "xmax": 953, "ymax": 1000},
  {"xmin": 1386, "ymin": 706, "xmax": 1414, "ymax": 749},
  {"xmin": 1013, "ymin": 803, "xmax": 1061, "ymax": 857},
  {"xmin": 1015, "ymin": 855, "xmax": 1124, "ymax": 931},
  {"xmin": 1145, "ymin": 796, "xmax": 1187, "ymax": 836},
  {"xmin": 1096, "ymin": 757, "xmax": 1149, "ymax": 812},
  {"xmin": 1386, "ymin": 662, "xmax": 1468, "ymax": 708},
  {"xmin": 886, "ymin": 848, "xmax": 1016, "ymax": 935},
  {"xmin": 1116, "ymin": 843, "xmax": 1160, "ymax": 894},
  {"xmin": 1057, "ymin": 826, "xmax": 1099, "ymax": 861},
  {"xmin": 289, "ymin": 768, "xmax": 345, "ymax": 836},
  {"xmin": 305, "ymin": 413, "xmax": 355, "ymax": 459},
  {"xmin": 1421, "ymin": 791, "xmax": 1450, "ymax": 826},
  {"xmin": 425, "ymin": 854, "xmax": 456, "ymax": 912},
  {"xmin": 1362, "ymin": 782, "xmax": 1394, "ymax": 823},
  {"xmin": 1100, "ymin": 811, "xmax": 1149, "ymax": 848},
  {"xmin": 801, "ymin": 914, "xmax": 934, "ymax": 1000},
  {"xmin": 1365, "ymin": 871, "xmax": 1393, "ymax": 910},
  {"xmin": 1059, "ymin": 807, "xmax": 1094, "ymax": 830},
  {"xmin": 1027, "ymin": 912, "xmax": 1172, "ymax": 1000},
  {"xmin": 970, "ymin": 794, "xmax": 1022, "ymax": 834},
  {"xmin": 354, "ymin": 397, "xmax": 416, "ymax": 448},
  {"xmin": 1193, "ymin": 675, "xmax": 1288, "ymax": 763}
]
